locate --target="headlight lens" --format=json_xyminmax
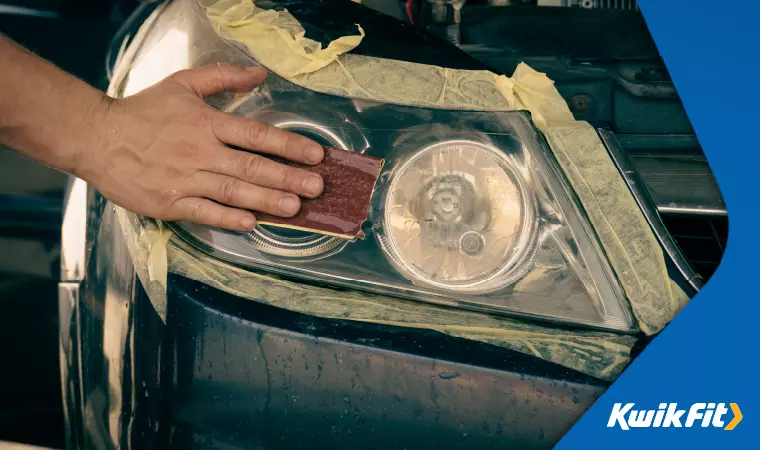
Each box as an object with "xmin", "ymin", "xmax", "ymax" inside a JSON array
[
  {"xmin": 116, "ymin": 1, "xmax": 636, "ymax": 332},
  {"xmin": 377, "ymin": 139, "xmax": 537, "ymax": 293}
]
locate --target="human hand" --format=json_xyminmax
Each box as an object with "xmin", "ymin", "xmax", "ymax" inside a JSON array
[{"xmin": 81, "ymin": 63, "xmax": 324, "ymax": 231}]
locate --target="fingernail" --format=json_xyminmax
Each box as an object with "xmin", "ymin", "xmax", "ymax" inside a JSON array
[
  {"xmin": 305, "ymin": 146, "xmax": 324, "ymax": 164},
  {"xmin": 302, "ymin": 175, "xmax": 323, "ymax": 196},
  {"xmin": 241, "ymin": 215, "xmax": 256, "ymax": 230},
  {"xmin": 279, "ymin": 195, "xmax": 299, "ymax": 215}
]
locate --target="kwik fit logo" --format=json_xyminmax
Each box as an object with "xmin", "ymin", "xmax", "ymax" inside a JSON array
[{"xmin": 608, "ymin": 403, "xmax": 742, "ymax": 430}]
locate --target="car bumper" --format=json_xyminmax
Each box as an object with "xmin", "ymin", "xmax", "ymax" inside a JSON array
[{"xmin": 164, "ymin": 275, "xmax": 605, "ymax": 450}]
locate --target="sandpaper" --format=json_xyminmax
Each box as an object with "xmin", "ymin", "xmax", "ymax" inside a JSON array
[{"xmin": 256, "ymin": 146, "xmax": 384, "ymax": 239}]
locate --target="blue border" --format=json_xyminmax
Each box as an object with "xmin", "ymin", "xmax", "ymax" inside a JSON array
[{"xmin": 557, "ymin": 1, "xmax": 759, "ymax": 448}]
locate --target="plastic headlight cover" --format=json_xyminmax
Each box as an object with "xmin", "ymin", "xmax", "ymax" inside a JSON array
[
  {"xmin": 171, "ymin": 102, "xmax": 633, "ymax": 330},
  {"xmin": 171, "ymin": 82, "xmax": 633, "ymax": 331},
  {"xmin": 117, "ymin": 4, "xmax": 635, "ymax": 332}
]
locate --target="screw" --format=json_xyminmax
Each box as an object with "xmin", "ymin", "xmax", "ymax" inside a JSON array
[{"xmin": 570, "ymin": 94, "xmax": 594, "ymax": 115}]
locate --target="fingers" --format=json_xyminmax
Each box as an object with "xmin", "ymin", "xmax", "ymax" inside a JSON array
[
  {"xmin": 169, "ymin": 62, "xmax": 267, "ymax": 98},
  {"xmin": 188, "ymin": 172, "xmax": 303, "ymax": 218},
  {"xmin": 212, "ymin": 146, "xmax": 324, "ymax": 198},
  {"xmin": 210, "ymin": 111, "xmax": 325, "ymax": 165},
  {"xmin": 172, "ymin": 197, "xmax": 257, "ymax": 232}
]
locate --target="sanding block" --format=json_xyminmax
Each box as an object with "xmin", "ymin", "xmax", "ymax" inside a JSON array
[{"xmin": 256, "ymin": 146, "xmax": 384, "ymax": 239}]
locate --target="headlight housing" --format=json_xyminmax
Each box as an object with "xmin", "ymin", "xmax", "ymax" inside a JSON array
[{"xmin": 116, "ymin": 0, "xmax": 635, "ymax": 332}]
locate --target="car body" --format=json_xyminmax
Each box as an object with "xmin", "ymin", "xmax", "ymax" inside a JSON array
[{"xmin": 58, "ymin": 1, "xmax": 725, "ymax": 449}]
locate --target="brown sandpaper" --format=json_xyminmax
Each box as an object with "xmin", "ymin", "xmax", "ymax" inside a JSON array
[{"xmin": 256, "ymin": 146, "xmax": 384, "ymax": 239}]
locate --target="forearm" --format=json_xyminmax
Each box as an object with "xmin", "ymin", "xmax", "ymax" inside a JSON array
[
  {"xmin": 0, "ymin": 34, "xmax": 111, "ymax": 176},
  {"xmin": 0, "ymin": 40, "xmax": 326, "ymax": 231}
]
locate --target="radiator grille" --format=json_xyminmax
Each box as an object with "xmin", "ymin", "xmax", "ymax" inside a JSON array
[
  {"xmin": 594, "ymin": 0, "xmax": 638, "ymax": 10},
  {"xmin": 661, "ymin": 214, "xmax": 728, "ymax": 282},
  {"xmin": 538, "ymin": 0, "xmax": 639, "ymax": 9}
]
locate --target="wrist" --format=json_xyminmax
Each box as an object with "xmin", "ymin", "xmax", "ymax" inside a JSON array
[{"xmin": 71, "ymin": 93, "xmax": 124, "ymax": 183}]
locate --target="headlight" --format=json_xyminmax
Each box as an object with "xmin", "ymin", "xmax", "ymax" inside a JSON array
[
  {"xmin": 377, "ymin": 138, "xmax": 538, "ymax": 294},
  {"xmin": 117, "ymin": 2, "xmax": 635, "ymax": 332}
]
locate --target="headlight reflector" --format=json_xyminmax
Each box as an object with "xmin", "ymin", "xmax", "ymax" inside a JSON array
[{"xmin": 377, "ymin": 140, "xmax": 538, "ymax": 293}]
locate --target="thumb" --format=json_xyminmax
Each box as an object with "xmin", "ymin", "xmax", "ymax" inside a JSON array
[{"xmin": 168, "ymin": 62, "xmax": 267, "ymax": 98}]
